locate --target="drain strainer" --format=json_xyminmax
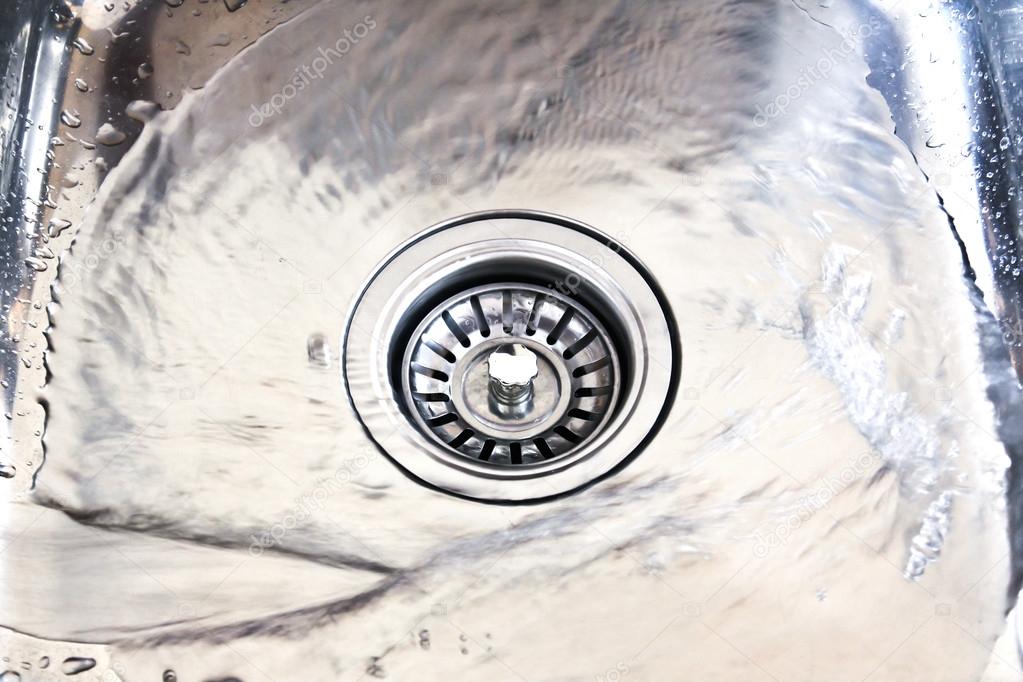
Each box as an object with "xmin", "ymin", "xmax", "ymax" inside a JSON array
[
  {"xmin": 405, "ymin": 284, "xmax": 619, "ymax": 465},
  {"xmin": 343, "ymin": 210, "xmax": 679, "ymax": 502}
]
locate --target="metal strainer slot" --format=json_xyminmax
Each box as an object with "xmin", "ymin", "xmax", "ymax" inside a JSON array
[{"xmin": 343, "ymin": 210, "xmax": 679, "ymax": 502}]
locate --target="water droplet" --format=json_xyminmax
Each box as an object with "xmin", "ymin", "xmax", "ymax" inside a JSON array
[
  {"xmin": 164, "ymin": 0, "xmax": 184, "ymax": 6},
  {"xmin": 24, "ymin": 257, "xmax": 47, "ymax": 272},
  {"xmin": 126, "ymin": 99, "xmax": 160, "ymax": 123},
  {"xmin": 37, "ymin": 658, "xmax": 48, "ymax": 669},
  {"xmin": 96, "ymin": 122, "xmax": 126, "ymax": 146},
  {"xmin": 163, "ymin": 671, "xmax": 177, "ymax": 682},
  {"xmin": 1000, "ymin": 136, "xmax": 1010, "ymax": 150},
  {"xmin": 137, "ymin": 62, "xmax": 154, "ymax": 80},
  {"xmin": 60, "ymin": 658, "xmax": 96, "ymax": 676},
  {"xmin": 39, "ymin": 219, "xmax": 64, "ymax": 238},
  {"xmin": 60, "ymin": 110, "xmax": 81, "ymax": 128},
  {"xmin": 209, "ymin": 33, "xmax": 232, "ymax": 47},
  {"xmin": 0, "ymin": 464, "xmax": 15, "ymax": 479},
  {"xmin": 174, "ymin": 40, "xmax": 191, "ymax": 56},
  {"xmin": 73, "ymin": 78, "xmax": 88, "ymax": 92},
  {"xmin": 72, "ymin": 38, "xmax": 94, "ymax": 56},
  {"xmin": 0, "ymin": 671, "xmax": 22, "ymax": 682},
  {"xmin": 51, "ymin": 2, "xmax": 73, "ymax": 23},
  {"xmin": 223, "ymin": 0, "xmax": 247, "ymax": 11}
]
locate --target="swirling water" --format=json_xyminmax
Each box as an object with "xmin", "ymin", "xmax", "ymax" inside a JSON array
[{"xmin": 6, "ymin": 0, "xmax": 1015, "ymax": 679}]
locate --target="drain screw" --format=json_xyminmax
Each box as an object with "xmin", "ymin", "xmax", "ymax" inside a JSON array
[{"xmin": 487, "ymin": 345, "xmax": 539, "ymax": 408}]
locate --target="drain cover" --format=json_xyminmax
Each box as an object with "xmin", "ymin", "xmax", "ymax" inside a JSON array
[
  {"xmin": 343, "ymin": 210, "xmax": 679, "ymax": 502},
  {"xmin": 405, "ymin": 284, "xmax": 619, "ymax": 465}
]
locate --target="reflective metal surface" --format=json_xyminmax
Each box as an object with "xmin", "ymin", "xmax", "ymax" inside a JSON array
[{"xmin": 3, "ymin": 0, "xmax": 1023, "ymax": 680}]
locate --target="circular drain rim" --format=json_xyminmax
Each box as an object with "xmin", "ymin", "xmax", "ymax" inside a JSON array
[
  {"xmin": 402, "ymin": 283, "xmax": 621, "ymax": 465},
  {"xmin": 342, "ymin": 210, "xmax": 680, "ymax": 502}
]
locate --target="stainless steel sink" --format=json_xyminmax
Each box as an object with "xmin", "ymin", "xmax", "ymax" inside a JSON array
[{"xmin": 3, "ymin": 0, "xmax": 1023, "ymax": 680}]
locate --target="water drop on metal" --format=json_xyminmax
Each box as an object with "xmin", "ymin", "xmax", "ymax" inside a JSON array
[
  {"xmin": 60, "ymin": 658, "xmax": 96, "ymax": 676},
  {"xmin": 60, "ymin": 110, "xmax": 81, "ymax": 128},
  {"xmin": 96, "ymin": 122, "xmax": 126, "ymax": 146},
  {"xmin": 48, "ymin": 218, "xmax": 72, "ymax": 238},
  {"xmin": 71, "ymin": 37, "xmax": 93, "ymax": 55},
  {"xmin": 126, "ymin": 99, "xmax": 160, "ymax": 123}
]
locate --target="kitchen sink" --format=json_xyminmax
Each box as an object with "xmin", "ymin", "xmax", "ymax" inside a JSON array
[{"xmin": 3, "ymin": 0, "xmax": 1023, "ymax": 680}]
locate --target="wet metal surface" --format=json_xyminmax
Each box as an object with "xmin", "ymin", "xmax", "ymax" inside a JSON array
[{"xmin": 2, "ymin": 0, "xmax": 1023, "ymax": 680}]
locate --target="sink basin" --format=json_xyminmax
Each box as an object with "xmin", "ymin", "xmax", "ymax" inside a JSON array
[{"xmin": 2, "ymin": 0, "xmax": 1023, "ymax": 680}]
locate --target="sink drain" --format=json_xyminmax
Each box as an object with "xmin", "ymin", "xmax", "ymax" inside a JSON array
[
  {"xmin": 342, "ymin": 210, "xmax": 679, "ymax": 502},
  {"xmin": 404, "ymin": 284, "xmax": 619, "ymax": 465}
]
